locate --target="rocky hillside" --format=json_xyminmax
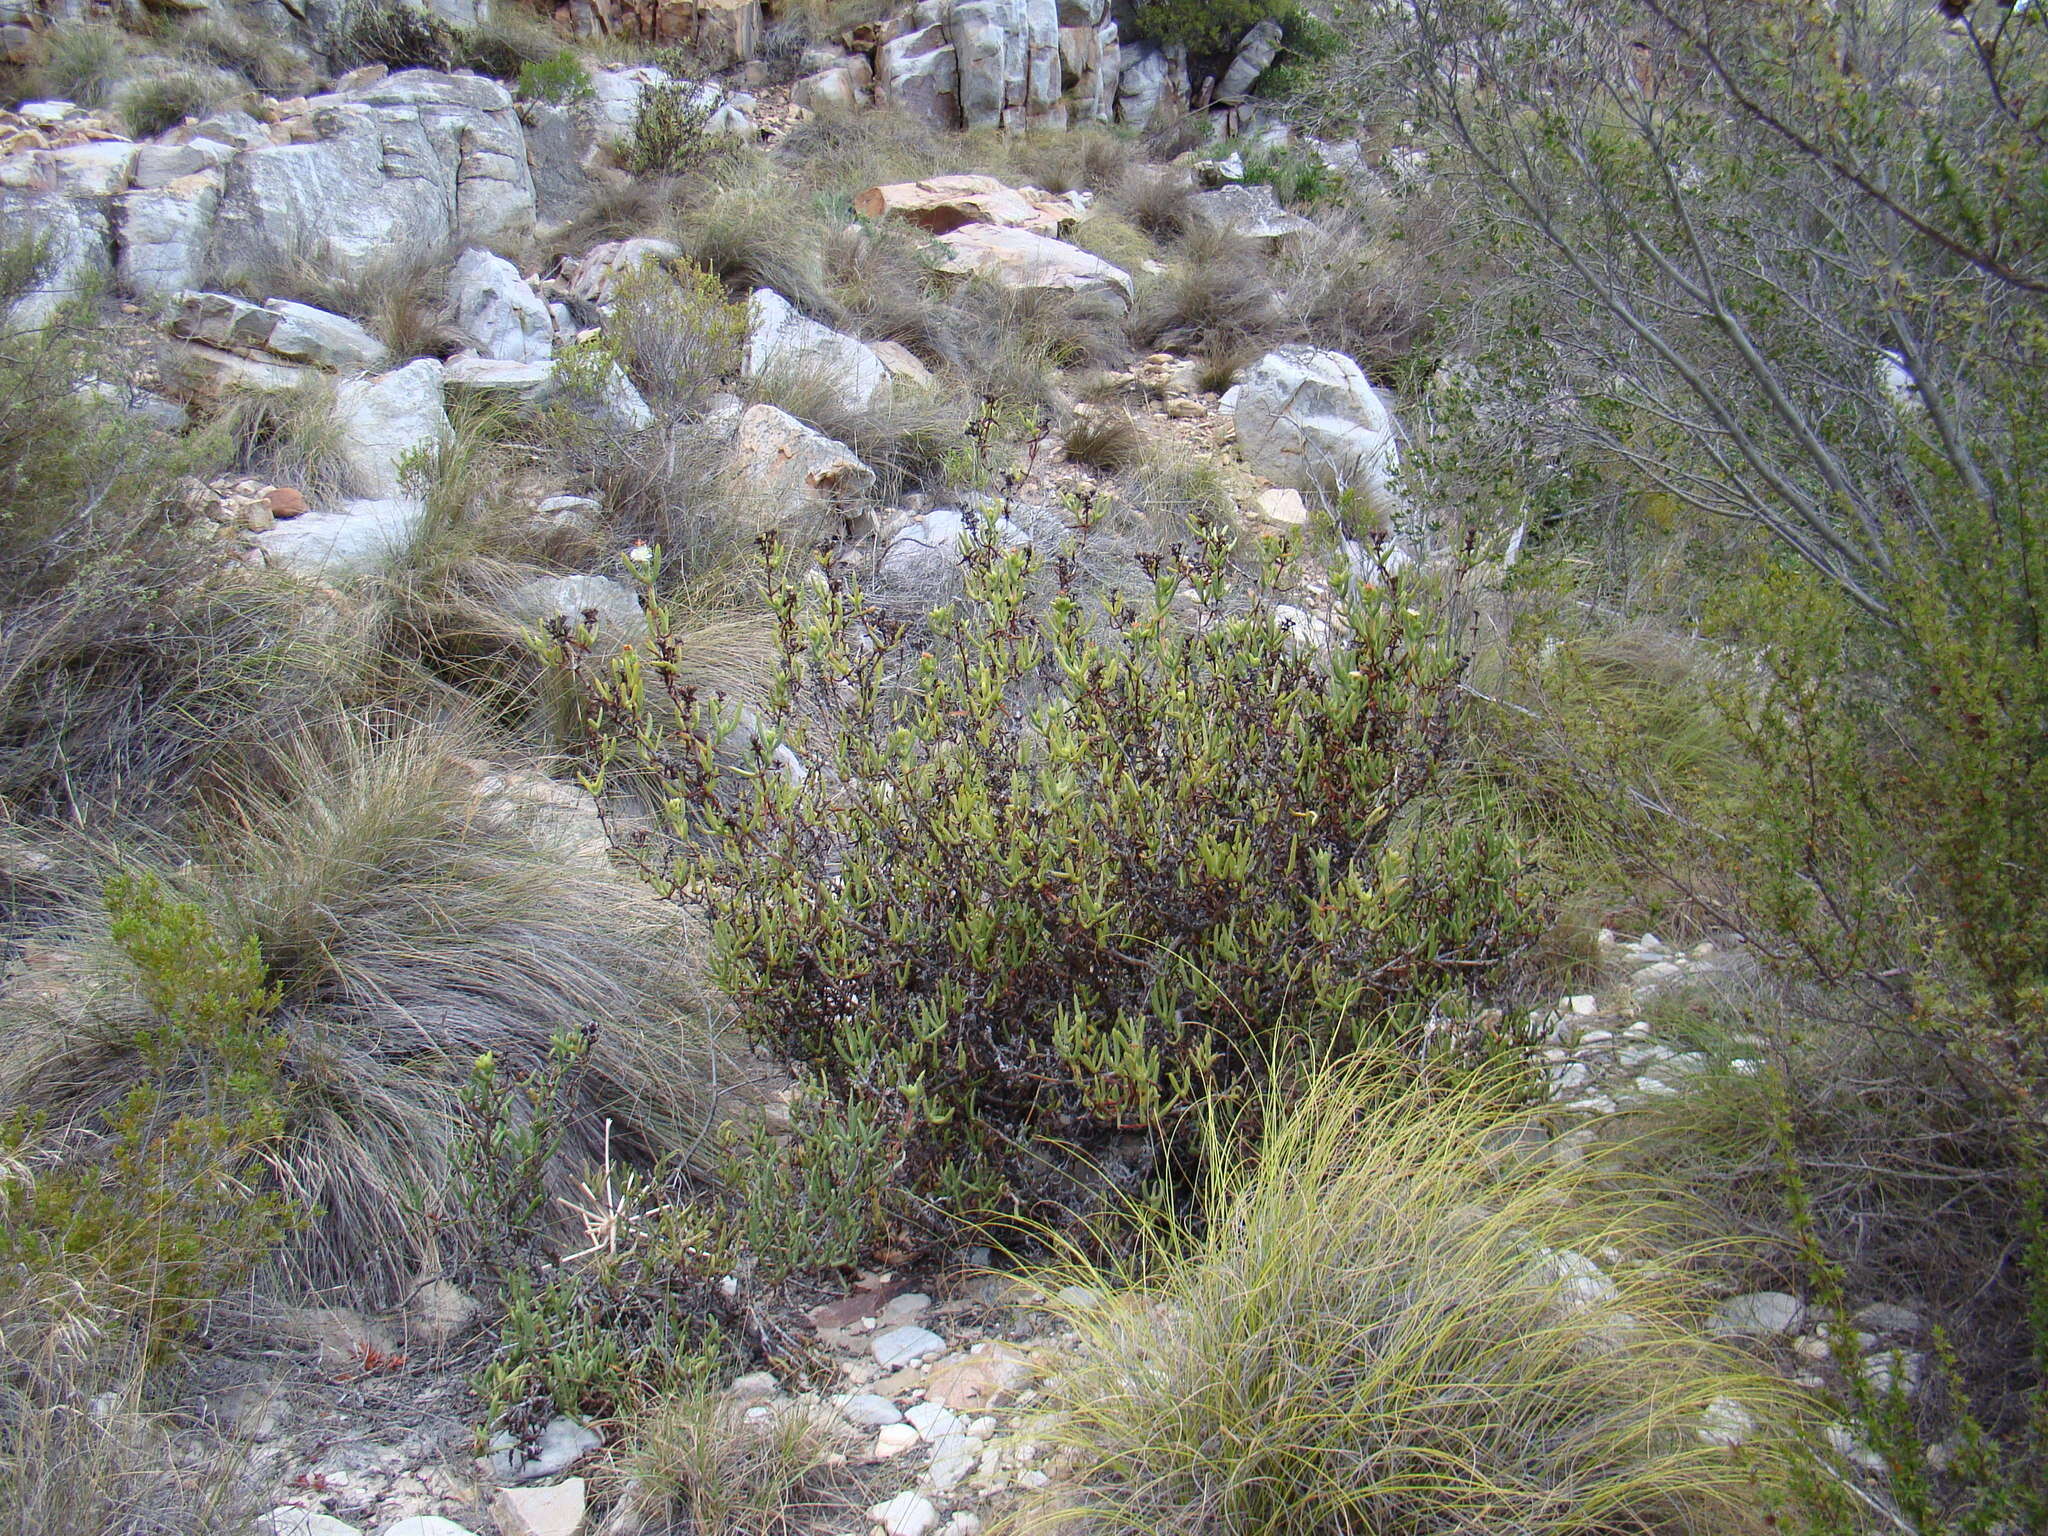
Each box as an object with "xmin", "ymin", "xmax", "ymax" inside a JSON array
[{"xmin": 2, "ymin": 2, "xmax": 2043, "ymax": 1534}]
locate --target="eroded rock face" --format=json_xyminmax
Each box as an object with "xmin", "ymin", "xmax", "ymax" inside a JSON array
[
  {"xmin": 1232, "ymin": 346, "xmax": 1403, "ymax": 517},
  {"xmin": 115, "ymin": 172, "xmax": 221, "ymax": 297},
  {"xmin": 1186, "ymin": 183, "xmax": 1311, "ymax": 244},
  {"xmin": 206, "ymin": 71, "xmax": 535, "ymax": 287}
]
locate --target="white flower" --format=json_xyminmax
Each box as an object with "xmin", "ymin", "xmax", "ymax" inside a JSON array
[{"xmin": 627, "ymin": 543, "xmax": 653, "ymax": 565}]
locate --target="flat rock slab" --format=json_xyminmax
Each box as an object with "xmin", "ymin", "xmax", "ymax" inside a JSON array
[
  {"xmin": 931, "ymin": 223, "xmax": 1132, "ymax": 310},
  {"xmin": 854, "ymin": 173, "xmax": 1086, "ymax": 236}
]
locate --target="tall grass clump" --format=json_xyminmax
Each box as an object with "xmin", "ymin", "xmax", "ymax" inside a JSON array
[
  {"xmin": 1, "ymin": 723, "xmax": 725, "ymax": 1297},
  {"xmin": 1004, "ymin": 1065, "xmax": 1798, "ymax": 1536},
  {"xmin": 0, "ymin": 245, "xmax": 341, "ymax": 818}
]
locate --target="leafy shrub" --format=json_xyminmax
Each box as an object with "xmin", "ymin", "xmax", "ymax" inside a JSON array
[
  {"xmin": 118, "ymin": 71, "xmax": 224, "ymax": 140},
  {"xmin": 1, "ymin": 724, "xmax": 725, "ymax": 1298},
  {"xmin": 174, "ymin": 17, "xmax": 313, "ymax": 94},
  {"xmin": 458, "ymin": 1039, "xmax": 739, "ymax": 1436},
  {"xmin": 1132, "ymin": 0, "xmax": 1292, "ymax": 57},
  {"xmin": 515, "ymin": 49, "xmax": 595, "ymax": 105},
  {"xmin": 1239, "ymin": 143, "xmax": 1343, "ymax": 208},
  {"xmin": 608, "ymin": 260, "xmax": 746, "ymax": 412},
  {"xmin": 1001, "ymin": 1064, "xmax": 1797, "ymax": 1536},
  {"xmin": 628, "ymin": 75, "xmax": 738, "ymax": 177},
  {"xmin": 0, "ymin": 872, "xmax": 295, "ymax": 1355},
  {"xmin": 551, "ymin": 517, "xmax": 1539, "ymax": 1254}
]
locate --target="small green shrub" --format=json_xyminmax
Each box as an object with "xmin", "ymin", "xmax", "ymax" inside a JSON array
[
  {"xmin": 999, "ymin": 1064, "xmax": 1798, "ymax": 1536},
  {"xmin": 118, "ymin": 71, "xmax": 223, "ymax": 140},
  {"xmin": 627, "ymin": 74, "xmax": 739, "ymax": 177},
  {"xmin": 550, "ymin": 517, "xmax": 1539, "ymax": 1255},
  {"xmin": 453, "ymin": 12, "xmax": 569, "ymax": 80},
  {"xmin": 0, "ymin": 873, "xmax": 295, "ymax": 1355},
  {"xmin": 1240, "ymin": 143, "xmax": 1343, "ymax": 207},
  {"xmin": 608, "ymin": 260, "xmax": 746, "ymax": 412},
  {"xmin": 515, "ymin": 49, "xmax": 595, "ymax": 105},
  {"xmin": 716, "ymin": 1089, "xmax": 898, "ymax": 1281},
  {"xmin": 458, "ymin": 1039, "xmax": 737, "ymax": 1437}
]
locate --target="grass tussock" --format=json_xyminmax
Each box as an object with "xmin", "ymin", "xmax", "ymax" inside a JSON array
[
  {"xmin": 1003, "ymin": 1065, "xmax": 1797, "ymax": 1536},
  {"xmin": 619, "ymin": 1386, "xmax": 856, "ymax": 1536},
  {"xmin": 0, "ymin": 720, "xmax": 727, "ymax": 1298}
]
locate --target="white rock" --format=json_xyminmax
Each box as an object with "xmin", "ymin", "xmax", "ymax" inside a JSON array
[
  {"xmin": 1825, "ymin": 1423, "xmax": 1888, "ymax": 1472},
  {"xmin": 1187, "ymin": 183, "xmax": 1311, "ymax": 243},
  {"xmin": 1710, "ymin": 1291, "xmax": 1805, "ymax": 1339},
  {"xmin": 843, "ymin": 1392, "xmax": 904, "ymax": 1427},
  {"xmin": 382, "ymin": 1520, "xmax": 479, "ymax": 1536},
  {"xmin": 449, "ymin": 247, "xmax": 553, "ymax": 364},
  {"xmin": 1533, "ymin": 1248, "xmax": 1619, "ymax": 1314},
  {"xmin": 258, "ymin": 1510, "xmax": 364, "ymax": 1536},
  {"xmin": 724, "ymin": 402, "xmax": 876, "ymax": 524},
  {"xmin": 1233, "ymin": 347, "xmax": 1403, "ymax": 524},
  {"xmin": 256, "ymin": 498, "xmax": 427, "ymax": 573},
  {"xmin": 1216, "ymin": 16, "xmax": 1283, "ymax": 104},
  {"xmin": 875, "ymin": 1422, "xmax": 923, "ymax": 1458},
  {"xmin": 868, "ymin": 1491, "xmax": 940, "ymax": 1536},
  {"xmin": 904, "ymin": 1402, "xmax": 964, "ymax": 1442},
  {"xmin": 872, "ymin": 1324, "xmax": 946, "ymax": 1368},
  {"xmin": 492, "ymin": 1479, "xmax": 586, "ymax": 1536},
  {"xmin": 930, "ymin": 222, "xmax": 1133, "ymax": 311},
  {"xmin": 1696, "ymin": 1396, "xmax": 1756, "ymax": 1448},
  {"xmin": 478, "ymin": 1417, "xmax": 603, "ymax": 1484},
  {"xmin": 332, "ymin": 359, "xmax": 451, "ymax": 498},
  {"xmin": 744, "ymin": 288, "xmax": 891, "ymax": 414},
  {"xmin": 262, "ymin": 300, "xmax": 388, "ymax": 371}
]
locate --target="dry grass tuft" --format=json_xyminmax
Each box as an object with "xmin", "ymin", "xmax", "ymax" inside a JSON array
[
  {"xmin": 0, "ymin": 720, "xmax": 730, "ymax": 1298},
  {"xmin": 999, "ymin": 1064, "xmax": 1799, "ymax": 1536},
  {"xmin": 1063, "ymin": 409, "xmax": 1144, "ymax": 475},
  {"xmin": 618, "ymin": 1386, "xmax": 858, "ymax": 1536}
]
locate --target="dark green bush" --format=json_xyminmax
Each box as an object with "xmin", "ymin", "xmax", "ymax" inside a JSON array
[
  {"xmin": 515, "ymin": 50, "xmax": 595, "ymax": 105},
  {"xmin": 551, "ymin": 514, "xmax": 1539, "ymax": 1254},
  {"xmin": 1133, "ymin": 0, "xmax": 1291, "ymax": 58}
]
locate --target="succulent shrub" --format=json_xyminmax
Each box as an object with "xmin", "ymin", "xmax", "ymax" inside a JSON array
[{"xmin": 549, "ymin": 514, "xmax": 1539, "ymax": 1253}]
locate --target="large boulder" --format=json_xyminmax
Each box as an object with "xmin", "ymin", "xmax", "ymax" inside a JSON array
[
  {"xmin": 725, "ymin": 402, "xmax": 876, "ymax": 524},
  {"xmin": 743, "ymin": 288, "xmax": 891, "ymax": 415},
  {"xmin": 449, "ymin": 246, "xmax": 553, "ymax": 364},
  {"xmin": 156, "ymin": 338, "xmax": 317, "ymax": 402},
  {"xmin": 1216, "ymin": 17, "xmax": 1284, "ymax": 105},
  {"xmin": 1186, "ymin": 183, "xmax": 1312, "ymax": 244},
  {"xmin": 930, "ymin": 222, "xmax": 1132, "ymax": 310},
  {"xmin": 256, "ymin": 497, "xmax": 428, "ymax": 574},
  {"xmin": 331, "ymin": 359, "xmax": 452, "ymax": 498},
  {"xmin": 1232, "ymin": 347, "xmax": 1403, "ymax": 518},
  {"xmin": 206, "ymin": 71, "xmax": 535, "ymax": 286},
  {"xmin": 166, "ymin": 291, "xmax": 385, "ymax": 371},
  {"xmin": 1115, "ymin": 42, "xmax": 1188, "ymax": 129}
]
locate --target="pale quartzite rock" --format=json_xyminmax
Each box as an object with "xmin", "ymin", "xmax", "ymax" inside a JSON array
[{"xmin": 930, "ymin": 222, "xmax": 1133, "ymax": 309}]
